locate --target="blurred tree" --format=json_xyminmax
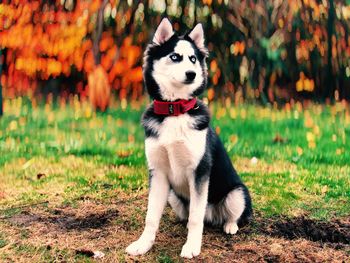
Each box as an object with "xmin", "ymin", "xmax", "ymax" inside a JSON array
[
  {"xmin": 0, "ymin": 0, "xmax": 349, "ymax": 106},
  {"xmin": 0, "ymin": 49, "xmax": 3, "ymax": 116},
  {"xmin": 0, "ymin": 0, "xmax": 142, "ymax": 111},
  {"xmin": 89, "ymin": 0, "xmax": 111, "ymax": 111},
  {"xmin": 326, "ymin": 0, "xmax": 336, "ymax": 100}
]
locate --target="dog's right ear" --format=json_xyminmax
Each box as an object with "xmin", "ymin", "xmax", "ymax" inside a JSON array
[{"xmin": 153, "ymin": 18, "xmax": 174, "ymax": 45}]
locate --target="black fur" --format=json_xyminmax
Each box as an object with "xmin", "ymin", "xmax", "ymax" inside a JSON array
[
  {"xmin": 141, "ymin": 104, "xmax": 165, "ymax": 138},
  {"xmin": 142, "ymin": 24, "xmax": 252, "ymax": 225},
  {"xmin": 143, "ymin": 33, "xmax": 207, "ymax": 101}
]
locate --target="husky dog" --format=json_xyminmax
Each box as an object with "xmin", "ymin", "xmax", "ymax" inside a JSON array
[{"xmin": 126, "ymin": 18, "xmax": 252, "ymax": 259}]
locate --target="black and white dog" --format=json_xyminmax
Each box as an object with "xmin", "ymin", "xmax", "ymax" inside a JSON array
[{"xmin": 126, "ymin": 18, "xmax": 252, "ymax": 259}]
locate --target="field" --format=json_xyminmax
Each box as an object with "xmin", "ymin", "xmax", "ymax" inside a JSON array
[{"xmin": 0, "ymin": 97, "xmax": 349, "ymax": 262}]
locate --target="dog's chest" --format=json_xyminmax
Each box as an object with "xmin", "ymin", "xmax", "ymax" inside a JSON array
[{"xmin": 145, "ymin": 114, "xmax": 207, "ymax": 197}]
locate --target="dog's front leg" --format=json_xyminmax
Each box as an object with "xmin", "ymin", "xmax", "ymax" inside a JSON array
[
  {"xmin": 180, "ymin": 173, "xmax": 209, "ymax": 259},
  {"xmin": 126, "ymin": 170, "xmax": 169, "ymax": 256}
]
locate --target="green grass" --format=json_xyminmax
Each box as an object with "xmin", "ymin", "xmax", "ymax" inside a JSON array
[
  {"xmin": 1, "ymin": 97, "xmax": 350, "ymax": 261},
  {"xmin": 0, "ymin": 98, "xmax": 349, "ymax": 219}
]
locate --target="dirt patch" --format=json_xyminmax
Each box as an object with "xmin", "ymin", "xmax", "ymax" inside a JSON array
[
  {"xmin": 8, "ymin": 203, "xmax": 119, "ymax": 231},
  {"xmin": 221, "ymin": 236, "xmax": 349, "ymax": 263},
  {"xmin": 44, "ymin": 208, "xmax": 119, "ymax": 230},
  {"xmin": 2, "ymin": 199, "xmax": 349, "ymax": 262},
  {"xmin": 259, "ymin": 216, "xmax": 350, "ymax": 245}
]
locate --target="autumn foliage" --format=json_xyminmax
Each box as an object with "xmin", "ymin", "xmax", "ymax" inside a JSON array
[
  {"xmin": 0, "ymin": 0, "xmax": 350, "ymax": 106},
  {"xmin": 0, "ymin": 0, "xmax": 143, "ymax": 110},
  {"xmin": 88, "ymin": 65, "xmax": 110, "ymax": 111}
]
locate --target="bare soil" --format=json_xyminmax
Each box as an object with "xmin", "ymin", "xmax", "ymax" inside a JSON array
[{"xmin": 1, "ymin": 195, "xmax": 349, "ymax": 262}]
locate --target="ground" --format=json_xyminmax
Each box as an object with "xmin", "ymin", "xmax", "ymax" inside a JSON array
[{"xmin": 0, "ymin": 97, "xmax": 349, "ymax": 262}]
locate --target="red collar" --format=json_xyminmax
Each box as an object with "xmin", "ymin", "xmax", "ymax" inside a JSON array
[{"xmin": 153, "ymin": 98, "xmax": 197, "ymax": 116}]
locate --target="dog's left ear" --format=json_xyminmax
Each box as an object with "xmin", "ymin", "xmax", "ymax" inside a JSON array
[{"xmin": 188, "ymin": 23, "xmax": 205, "ymax": 51}]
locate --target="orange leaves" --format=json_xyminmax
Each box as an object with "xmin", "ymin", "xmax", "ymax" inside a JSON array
[
  {"xmin": 202, "ymin": 0, "xmax": 213, "ymax": 5},
  {"xmin": 210, "ymin": 59, "xmax": 221, "ymax": 85},
  {"xmin": 109, "ymin": 60, "xmax": 127, "ymax": 82},
  {"xmin": 101, "ymin": 54, "xmax": 113, "ymax": 71},
  {"xmin": 101, "ymin": 45, "xmax": 118, "ymax": 71},
  {"xmin": 0, "ymin": 0, "xmax": 92, "ymax": 87},
  {"xmin": 120, "ymin": 38, "xmax": 141, "ymax": 67},
  {"xmin": 1, "ymin": 1, "xmax": 144, "ymax": 102},
  {"xmin": 126, "ymin": 46, "xmax": 141, "ymax": 67},
  {"xmin": 15, "ymin": 57, "xmax": 62, "ymax": 77},
  {"xmin": 88, "ymin": 65, "xmax": 111, "ymax": 112},
  {"xmin": 84, "ymin": 51, "xmax": 95, "ymax": 74},
  {"xmin": 296, "ymin": 72, "xmax": 315, "ymax": 92},
  {"xmin": 108, "ymin": 61, "xmax": 142, "ymax": 88},
  {"xmin": 210, "ymin": 60, "xmax": 218, "ymax": 72},
  {"xmin": 99, "ymin": 34, "xmax": 114, "ymax": 52},
  {"xmin": 296, "ymin": 40, "xmax": 311, "ymax": 61},
  {"xmin": 47, "ymin": 59, "xmax": 63, "ymax": 77},
  {"xmin": 230, "ymin": 41, "xmax": 245, "ymax": 56},
  {"xmin": 13, "ymin": 56, "xmax": 75, "ymax": 78},
  {"xmin": 96, "ymin": 33, "xmax": 142, "ymax": 96},
  {"xmin": 107, "ymin": 45, "xmax": 118, "ymax": 60},
  {"xmin": 128, "ymin": 67, "xmax": 143, "ymax": 83},
  {"xmin": 207, "ymin": 88, "xmax": 215, "ymax": 101},
  {"xmin": 89, "ymin": 0, "xmax": 102, "ymax": 13}
]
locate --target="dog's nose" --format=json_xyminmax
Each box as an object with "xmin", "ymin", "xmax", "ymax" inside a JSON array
[{"xmin": 185, "ymin": 71, "xmax": 196, "ymax": 82}]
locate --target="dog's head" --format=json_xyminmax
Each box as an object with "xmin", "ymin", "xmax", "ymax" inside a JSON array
[{"xmin": 143, "ymin": 18, "xmax": 208, "ymax": 101}]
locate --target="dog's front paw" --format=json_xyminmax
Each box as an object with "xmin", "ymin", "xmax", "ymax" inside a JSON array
[
  {"xmin": 180, "ymin": 241, "xmax": 201, "ymax": 259},
  {"xmin": 125, "ymin": 238, "xmax": 154, "ymax": 256},
  {"xmin": 223, "ymin": 222, "xmax": 238, "ymax": 234}
]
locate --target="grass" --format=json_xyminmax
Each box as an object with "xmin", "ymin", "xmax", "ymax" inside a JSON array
[{"xmin": 0, "ymin": 97, "xmax": 349, "ymax": 261}]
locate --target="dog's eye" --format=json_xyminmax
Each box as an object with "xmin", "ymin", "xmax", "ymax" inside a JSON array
[
  {"xmin": 189, "ymin": 55, "xmax": 196, "ymax": 64},
  {"xmin": 170, "ymin": 53, "xmax": 181, "ymax": 62}
]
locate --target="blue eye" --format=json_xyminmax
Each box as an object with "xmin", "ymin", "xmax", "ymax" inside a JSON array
[
  {"xmin": 189, "ymin": 56, "xmax": 196, "ymax": 64},
  {"xmin": 170, "ymin": 53, "xmax": 182, "ymax": 62}
]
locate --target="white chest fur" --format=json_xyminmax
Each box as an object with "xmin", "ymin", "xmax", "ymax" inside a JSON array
[{"xmin": 145, "ymin": 114, "xmax": 207, "ymax": 198}]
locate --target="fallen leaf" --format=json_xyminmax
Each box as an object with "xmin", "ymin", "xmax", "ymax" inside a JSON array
[
  {"xmin": 22, "ymin": 159, "xmax": 34, "ymax": 170},
  {"xmin": 93, "ymin": 251, "xmax": 105, "ymax": 259},
  {"xmin": 75, "ymin": 249, "xmax": 105, "ymax": 259},
  {"xmin": 250, "ymin": 157, "xmax": 258, "ymax": 165},
  {"xmin": 116, "ymin": 150, "xmax": 133, "ymax": 158},
  {"xmin": 273, "ymin": 133, "xmax": 288, "ymax": 144},
  {"xmin": 37, "ymin": 173, "xmax": 46, "ymax": 180}
]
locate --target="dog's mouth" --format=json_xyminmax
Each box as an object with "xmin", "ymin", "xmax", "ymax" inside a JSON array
[
  {"xmin": 170, "ymin": 77, "xmax": 188, "ymax": 87},
  {"xmin": 183, "ymin": 80, "xmax": 194, "ymax": 85}
]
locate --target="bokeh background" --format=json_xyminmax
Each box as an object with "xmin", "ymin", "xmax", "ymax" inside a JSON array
[
  {"xmin": 1, "ymin": 0, "xmax": 350, "ymax": 112},
  {"xmin": 1, "ymin": 2, "xmax": 350, "ymax": 261}
]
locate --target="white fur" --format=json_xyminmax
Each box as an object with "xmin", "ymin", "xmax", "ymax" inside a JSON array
[
  {"xmin": 188, "ymin": 23, "xmax": 206, "ymax": 53},
  {"xmin": 205, "ymin": 187, "xmax": 245, "ymax": 234},
  {"xmin": 153, "ymin": 18, "xmax": 174, "ymax": 45},
  {"xmin": 223, "ymin": 188, "xmax": 245, "ymax": 234},
  {"xmin": 168, "ymin": 190, "xmax": 188, "ymax": 221},
  {"xmin": 126, "ymin": 20, "xmax": 241, "ymax": 259},
  {"xmin": 170, "ymin": 186, "xmax": 246, "ymax": 235},
  {"xmin": 126, "ymin": 113, "xmax": 208, "ymax": 258},
  {"xmin": 152, "ymin": 40, "xmax": 204, "ymax": 101},
  {"xmin": 125, "ymin": 169, "xmax": 170, "ymax": 256},
  {"xmin": 181, "ymin": 177, "xmax": 209, "ymax": 258},
  {"xmin": 142, "ymin": 118, "xmax": 160, "ymax": 136}
]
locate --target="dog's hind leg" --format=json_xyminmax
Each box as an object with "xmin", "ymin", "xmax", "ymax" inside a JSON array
[
  {"xmin": 168, "ymin": 190, "xmax": 188, "ymax": 221},
  {"xmin": 223, "ymin": 186, "xmax": 251, "ymax": 234}
]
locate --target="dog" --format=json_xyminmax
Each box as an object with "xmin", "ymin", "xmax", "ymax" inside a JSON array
[{"xmin": 126, "ymin": 18, "xmax": 252, "ymax": 259}]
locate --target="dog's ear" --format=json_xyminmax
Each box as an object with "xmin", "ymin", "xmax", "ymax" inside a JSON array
[
  {"xmin": 188, "ymin": 23, "xmax": 205, "ymax": 51},
  {"xmin": 153, "ymin": 18, "xmax": 174, "ymax": 45}
]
